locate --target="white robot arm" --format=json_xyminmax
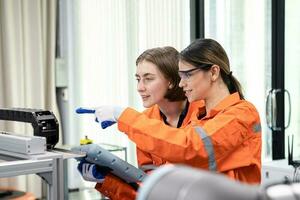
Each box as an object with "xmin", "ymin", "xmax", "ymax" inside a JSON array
[{"xmin": 137, "ymin": 165, "xmax": 300, "ymax": 200}]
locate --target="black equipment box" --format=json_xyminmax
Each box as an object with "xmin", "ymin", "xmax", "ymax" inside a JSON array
[{"xmin": 0, "ymin": 108, "xmax": 59, "ymax": 149}]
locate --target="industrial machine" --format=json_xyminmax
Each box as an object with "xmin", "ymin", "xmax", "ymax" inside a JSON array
[
  {"xmin": 0, "ymin": 131, "xmax": 46, "ymax": 155},
  {"xmin": 0, "ymin": 108, "xmax": 59, "ymax": 149},
  {"xmin": 137, "ymin": 165, "xmax": 300, "ymax": 200},
  {"xmin": 0, "ymin": 108, "xmax": 80, "ymax": 200}
]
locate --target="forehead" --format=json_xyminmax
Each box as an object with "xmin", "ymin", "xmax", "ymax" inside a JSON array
[
  {"xmin": 178, "ymin": 60, "xmax": 196, "ymax": 70},
  {"xmin": 136, "ymin": 60, "xmax": 162, "ymax": 76}
]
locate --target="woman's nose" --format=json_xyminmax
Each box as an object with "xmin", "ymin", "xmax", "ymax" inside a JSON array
[
  {"xmin": 137, "ymin": 81, "xmax": 146, "ymax": 92},
  {"xmin": 179, "ymin": 78, "xmax": 185, "ymax": 88}
]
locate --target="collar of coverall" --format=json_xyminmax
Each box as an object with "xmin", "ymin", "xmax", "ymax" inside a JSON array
[
  {"xmin": 159, "ymin": 101, "xmax": 190, "ymax": 128},
  {"xmin": 193, "ymin": 92, "xmax": 241, "ymax": 120}
]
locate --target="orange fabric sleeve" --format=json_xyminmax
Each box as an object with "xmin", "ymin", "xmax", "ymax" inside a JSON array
[
  {"xmin": 118, "ymin": 108, "xmax": 208, "ymax": 167},
  {"xmin": 95, "ymin": 174, "xmax": 137, "ymax": 200},
  {"xmin": 136, "ymin": 147, "xmax": 154, "ymax": 166},
  {"xmin": 118, "ymin": 103, "xmax": 261, "ymax": 171}
]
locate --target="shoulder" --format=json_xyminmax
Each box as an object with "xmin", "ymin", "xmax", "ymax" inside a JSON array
[
  {"xmin": 235, "ymin": 100, "xmax": 259, "ymax": 114},
  {"xmin": 226, "ymin": 100, "xmax": 261, "ymax": 122}
]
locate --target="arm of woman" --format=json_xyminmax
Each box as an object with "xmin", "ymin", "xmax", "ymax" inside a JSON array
[{"xmin": 117, "ymin": 103, "xmax": 261, "ymax": 171}]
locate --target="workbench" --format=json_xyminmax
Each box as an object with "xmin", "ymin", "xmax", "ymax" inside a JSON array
[{"xmin": 0, "ymin": 148, "xmax": 80, "ymax": 200}]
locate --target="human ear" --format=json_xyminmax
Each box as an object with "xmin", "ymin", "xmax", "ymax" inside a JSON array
[{"xmin": 210, "ymin": 65, "xmax": 220, "ymax": 82}]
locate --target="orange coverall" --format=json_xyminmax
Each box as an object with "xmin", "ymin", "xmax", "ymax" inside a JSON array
[
  {"xmin": 95, "ymin": 101, "xmax": 203, "ymax": 199},
  {"xmin": 97, "ymin": 93, "xmax": 261, "ymax": 199}
]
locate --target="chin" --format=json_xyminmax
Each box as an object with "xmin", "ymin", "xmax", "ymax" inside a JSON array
[
  {"xmin": 187, "ymin": 96, "xmax": 195, "ymax": 103},
  {"xmin": 143, "ymin": 102, "xmax": 152, "ymax": 108}
]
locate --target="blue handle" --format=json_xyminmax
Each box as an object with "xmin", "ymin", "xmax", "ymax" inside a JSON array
[
  {"xmin": 76, "ymin": 107, "xmax": 95, "ymax": 114},
  {"xmin": 101, "ymin": 121, "xmax": 116, "ymax": 129}
]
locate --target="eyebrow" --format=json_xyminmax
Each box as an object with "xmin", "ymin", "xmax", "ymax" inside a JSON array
[{"xmin": 135, "ymin": 73, "xmax": 155, "ymax": 78}]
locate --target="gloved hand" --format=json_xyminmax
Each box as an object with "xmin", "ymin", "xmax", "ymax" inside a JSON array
[
  {"xmin": 77, "ymin": 160, "xmax": 106, "ymax": 183},
  {"xmin": 76, "ymin": 106, "xmax": 125, "ymax": 129}
]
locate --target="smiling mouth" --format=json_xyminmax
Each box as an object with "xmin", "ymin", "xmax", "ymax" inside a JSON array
[{"xmin": 141, "ymin": 95, "xmax": 150, "ymax": 100}]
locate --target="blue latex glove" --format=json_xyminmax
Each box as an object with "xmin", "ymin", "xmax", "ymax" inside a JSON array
[
  {"xmin": 76, "ymin": 106, "xmax": 125, "ymax": 129},
  {"xmin": 77, "ymin": 160, "xmax": 106, "ymax": 183}
]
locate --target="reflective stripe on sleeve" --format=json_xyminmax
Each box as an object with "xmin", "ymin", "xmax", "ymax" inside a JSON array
[
  {"xmin": 194, "ymin": 126, "xmax": 217, "ymax": 171},
  {"xmin": 252, "ymin": 123, "xmax": 261, "ymax": 133}
]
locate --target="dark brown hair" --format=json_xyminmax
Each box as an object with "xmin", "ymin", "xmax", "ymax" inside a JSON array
[
  {"xmin": 179, "ymin": 38, "xmax": 244, "ymax": 99},
  {"xmin": 136, "ymin": 46, "xmax": 186, "ymax": 101}
]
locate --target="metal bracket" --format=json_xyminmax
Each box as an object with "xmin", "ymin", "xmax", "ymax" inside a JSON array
[{"xmin": 38, "ymin": 171, "xmax": 53, "ymax": 185}]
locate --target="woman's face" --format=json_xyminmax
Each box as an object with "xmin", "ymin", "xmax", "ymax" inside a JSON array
[
  {"xmin": 136, "ymin": 61, "xmax": 170, "ymax": 108},
  {"xmin": 178, "ymin": 60, "xmax": 211, "ymax": 102}
]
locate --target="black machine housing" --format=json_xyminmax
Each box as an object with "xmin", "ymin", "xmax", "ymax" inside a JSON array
[{"xmin": 0, "ymin": 108, "xmax": 59, "ymax": 149}]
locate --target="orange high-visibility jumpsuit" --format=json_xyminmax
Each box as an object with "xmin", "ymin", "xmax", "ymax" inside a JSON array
[
  {"xmin": 97, "ymin": 93, "xmax": 261, "ymax": 199},
  {"xmin": 95, "ymin": 101, "xmax": 203, "ymax": 200}
]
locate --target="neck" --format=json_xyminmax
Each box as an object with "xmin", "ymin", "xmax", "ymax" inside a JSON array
[
  {"xmin": 158, "ymin": 99, "xmax": 187, "ymax": 127},
  {"xmin": 205, "ymin": 80, "xmax": 230, "ymax": 115}
]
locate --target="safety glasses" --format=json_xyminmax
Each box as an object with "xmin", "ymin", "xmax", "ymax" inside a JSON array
[
  {"xmin": 178, "ymin": 64, "xmax": 212, "ymax": 80},
  {"xmin": 178, "ymin": 68, "xmax": 201, "ymax": 80}
]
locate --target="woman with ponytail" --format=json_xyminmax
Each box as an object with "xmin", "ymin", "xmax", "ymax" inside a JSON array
[{"xmin": 174, "ymin": 38, "xmax": 261, "ymax": 183}]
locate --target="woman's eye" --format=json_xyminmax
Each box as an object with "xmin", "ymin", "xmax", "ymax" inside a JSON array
[
  {"xmin": 145, "ymin": 78, "xmax": 153, "ymax": 81},
  {"xmin": 186, "ymin": 73, "xmax": 191, "ymax": 78}
]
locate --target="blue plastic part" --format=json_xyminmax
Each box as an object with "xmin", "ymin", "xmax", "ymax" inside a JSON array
[
  {"xmin": 101, "ymin": 121, "xmax": 116, "ymax": 129},
  {"xmin": 76, "ymin": 107, "xmax": 96, "ymax": 114}
]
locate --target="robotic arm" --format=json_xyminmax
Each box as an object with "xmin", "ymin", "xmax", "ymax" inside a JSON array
[{"xmin": 137, "ymin": 165, "xmax": 300, "ymax": 200}]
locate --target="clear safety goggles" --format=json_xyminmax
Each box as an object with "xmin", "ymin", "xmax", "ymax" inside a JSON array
[{"xmin": 178, "ymin": 64, "xmax": 212, "ymax": 80}]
